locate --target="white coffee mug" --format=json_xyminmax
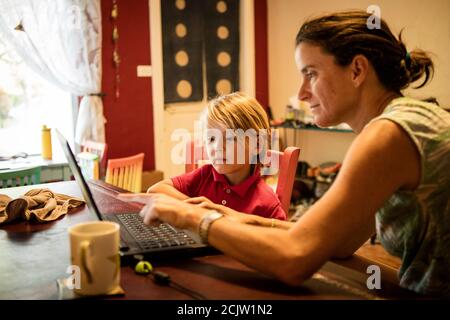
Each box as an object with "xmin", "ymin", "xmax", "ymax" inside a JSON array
[{"xmin": 68, "ymin": 221, "xmax": 120, "ymax": 296}]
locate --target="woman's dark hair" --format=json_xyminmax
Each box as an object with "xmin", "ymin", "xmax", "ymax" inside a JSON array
[{"xmin": 296, "ymin": 11, "xmax": 434, "ymax": 93}]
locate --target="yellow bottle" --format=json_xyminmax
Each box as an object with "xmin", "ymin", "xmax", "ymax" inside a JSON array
[{"xmin": 41, "ymin": 125, "xmax": 52, "ymax": 160}]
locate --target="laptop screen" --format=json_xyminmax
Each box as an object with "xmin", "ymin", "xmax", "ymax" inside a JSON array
[{"xmin": 55, "ymin": 129, "xmax": 103, "ymax": 221}]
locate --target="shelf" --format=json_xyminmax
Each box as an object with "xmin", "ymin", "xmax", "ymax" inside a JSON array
[
  {"xmin": 271, "ymin": 123, "xmax": 353, "ymax": 133},
  {"xmin": 295, "ymin": 176, "xmax": 333, "ymax": 185}
]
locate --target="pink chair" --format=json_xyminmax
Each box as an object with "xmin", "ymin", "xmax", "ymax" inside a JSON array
[{"xmin": 185, "ymin": 140, "xmax": 300, "ymax": 213}]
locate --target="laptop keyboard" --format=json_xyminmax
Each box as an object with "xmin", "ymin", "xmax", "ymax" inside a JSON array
[{"xmin": 116, "ymin": 213, "xmax": 197, "ymax": 250}]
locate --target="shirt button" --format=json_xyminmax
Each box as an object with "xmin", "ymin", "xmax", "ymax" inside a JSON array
[
  {"xmin": 222, "ymin": 200, "xmax": 227, "ymax": 205},
  {"xmin": 226, "ymin": 189, "xmax": 231, "ymax": 194}
]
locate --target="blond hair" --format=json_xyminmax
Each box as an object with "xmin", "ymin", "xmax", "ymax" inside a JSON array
[
  {"xmin": 205, "ymin": 91, "xmax": 270, "ymax": 133},
  {"xmin": 201, "ymin": 92, "xmax": 271, "ymax": 164}
]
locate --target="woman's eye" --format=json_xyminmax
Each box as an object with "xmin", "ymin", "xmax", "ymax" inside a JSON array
[
  {"xmin": 305, "ymin": 72, "xmax": 315, "ymax": 80},
  {"xmin": 208, "ymin": 136, "xmax": 216, "ymax": 143}
]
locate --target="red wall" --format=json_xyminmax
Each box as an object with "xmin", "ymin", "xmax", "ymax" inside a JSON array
[
  {"xmin": 254, "ymin": 0, "xmax": 269, "ymax": 112},
  {"xmin": 100, "ymin": 1, "xmax": 269, "ymax": 171},
  {"xmin": 101, "ymin": 0, "xmax": 155, "ymax": 170}
]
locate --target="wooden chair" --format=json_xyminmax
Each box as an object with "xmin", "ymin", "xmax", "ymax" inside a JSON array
[
  {"xmin": 81, "ymin": 140, "xmax": 108, "ymax": 178},
  {"xmin": 185, "ymin": 140, "xmax": 300, "ymax": 213},
  {"xmin": 263, "ymin": 147, "xmax": 301, "ymax": 213},
  {"xmin": 105, "ymin": 153, "xmax": 144, "ymax": 193},
  {"xmin": 0, "ymin": 167, "xmax": 42, "ymax": 188}
]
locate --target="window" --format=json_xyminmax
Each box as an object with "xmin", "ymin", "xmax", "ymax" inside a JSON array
[{"xmin": 0, "ymin": 37, "xmax": 74, "ymax": 157}]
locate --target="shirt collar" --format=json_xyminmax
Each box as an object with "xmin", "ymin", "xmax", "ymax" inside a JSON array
[{"xmin": 212, "ymin": 166, "xmax": 261, "ymax": 198}]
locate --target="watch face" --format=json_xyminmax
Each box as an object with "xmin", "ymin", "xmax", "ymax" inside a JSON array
[
  {"xmin": 210, "ymin": 211, "xmax": 223, "ymax": 219},
  {"xmin": 199, "ymin": 211, "xmax": 224, "ymax": 244}
]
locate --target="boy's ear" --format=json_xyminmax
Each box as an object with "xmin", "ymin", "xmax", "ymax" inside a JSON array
[{"xmin": 350, "ymin": 54, "xmax": 369, "ymax": 88}]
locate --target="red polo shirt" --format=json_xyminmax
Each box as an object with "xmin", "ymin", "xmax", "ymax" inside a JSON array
[{"xmin": 171, "ymin": 164, "xmax": 286, "ymax": 220}]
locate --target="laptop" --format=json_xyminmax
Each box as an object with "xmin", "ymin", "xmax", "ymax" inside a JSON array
[{"xmin": 56, "ymin": 130, "xmax": 216, "ymax": 265}]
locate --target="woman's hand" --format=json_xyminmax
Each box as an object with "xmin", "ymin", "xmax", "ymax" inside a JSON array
[
  {"xmin": 184, "ymin": 196, "xmax": 215, "ymax": 208},
  {"xmin": 117, "ymin": 193, "xmax": 208, "ymax": 231},
  {"xmin": 184, "ymin": 196, "xmax": 260, "ymax": 225}
]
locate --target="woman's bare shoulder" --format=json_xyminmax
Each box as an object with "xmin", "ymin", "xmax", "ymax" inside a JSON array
[{"xmin": 345, "ymin": 118, "xmax": 421, "ymax": 190}]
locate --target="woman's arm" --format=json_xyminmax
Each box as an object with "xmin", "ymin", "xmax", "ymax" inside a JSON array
[
  {"xmin": 207, "ymin": 120, "xmax": 419, "ymax": 284},
  {"xmin": 121, "ymin": 120, "xmax": 420, "ymax": 285},
  {"xmin": 184, "ymin": 196, "xmax": 294, "ymax": 229},
  {"xmin": 146, "ymin": 179, "xmax": 189, "ymax": 200}
]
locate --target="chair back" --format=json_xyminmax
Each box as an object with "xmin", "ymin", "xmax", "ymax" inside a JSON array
[
  {"xmin": 264, "ymin": 147, "xmax": 300, "ymax": 213},
  {"xmin": 81, "ymin": 140, "xmax": 108, "ymax": 178},
  {"xmin": 185, "ymin": 140, "xmax": 300, "ymax": 213},
  {"xmin": 185, "ymin": 140, "xmax": 208, "ymax": 173},
  {"xmin": 0, "ymin": 167, "xmax": 42, "ymax": 188},
  {"xmin": 105, "ymin": 153, "xmax": 144, "ymax": 193}
]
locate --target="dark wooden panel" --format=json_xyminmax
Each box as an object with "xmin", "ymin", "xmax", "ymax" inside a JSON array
[
  {"xmin": 162, "ymin": 0, "xmax": 204, "ymax": 103},
  {"xmin": 204, "ymin": 0, "xmax": 240, "ymax": 99}
]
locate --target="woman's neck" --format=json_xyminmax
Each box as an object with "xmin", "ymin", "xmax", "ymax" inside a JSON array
[{"xmin": 347, "ymin": 90, "xmax": 401, "ymax": 133}]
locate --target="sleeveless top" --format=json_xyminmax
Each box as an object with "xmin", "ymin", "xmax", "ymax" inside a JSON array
[{"xmin": 369, "ymin": 97, "xmax": 450, "ymax": 297}]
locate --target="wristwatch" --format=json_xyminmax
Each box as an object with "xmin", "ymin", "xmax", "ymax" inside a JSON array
[{"xmin": 198, "ymin": 210, "xmax": 224, "ymax": 245}]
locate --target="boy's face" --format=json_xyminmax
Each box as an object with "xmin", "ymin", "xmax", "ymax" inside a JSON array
[{"xmin": 204, "ymin": 125, "xmax": 253, "ymax": 176}]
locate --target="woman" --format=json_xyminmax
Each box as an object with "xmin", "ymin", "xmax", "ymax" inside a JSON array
[{"xmin": 119, "ymin": 11, "xmax": 450, "ymax": 297}]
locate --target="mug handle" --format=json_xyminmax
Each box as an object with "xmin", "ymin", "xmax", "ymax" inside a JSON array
[{"xmin": 80, "ymin": 240, "xmax": 93, "ymax": 284}]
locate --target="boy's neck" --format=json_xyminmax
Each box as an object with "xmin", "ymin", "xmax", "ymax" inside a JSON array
[{"xmin": 224, "ymin": 164, "xmax": 253, "ymax": 185}]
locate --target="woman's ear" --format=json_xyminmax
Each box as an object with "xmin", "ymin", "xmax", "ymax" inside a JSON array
[{"xmin": 350, "ymin": 54, "xmax": 369, "ymax": 88}]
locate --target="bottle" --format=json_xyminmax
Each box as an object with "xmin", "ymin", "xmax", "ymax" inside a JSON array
[
  {"xmin": 41, "ymin": 125, "xmax": 52, "ymax": 160},
  {"xmin": 285, "ymin": 105, "xmax": 295, "ymax": 123}
]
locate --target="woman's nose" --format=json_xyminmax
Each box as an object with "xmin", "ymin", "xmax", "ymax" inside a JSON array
[{"xmin": 298, "ymin": 80, "xmax": 311, "ymax": 102}]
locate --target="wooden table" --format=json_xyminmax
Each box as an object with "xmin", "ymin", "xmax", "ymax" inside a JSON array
[{"xmin": 0, "ymin": 181, "xmax": 419, "ymax": 300}]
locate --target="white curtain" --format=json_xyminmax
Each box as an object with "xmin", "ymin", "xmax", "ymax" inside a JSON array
[{"xmin": 0, "ymin": 0, "xmax": 105, "ymax": 144}]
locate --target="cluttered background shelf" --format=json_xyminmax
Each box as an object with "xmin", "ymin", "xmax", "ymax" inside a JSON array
[{"xmin": 271, "ymin": 122, "xmax": 353, "ymax": 133}]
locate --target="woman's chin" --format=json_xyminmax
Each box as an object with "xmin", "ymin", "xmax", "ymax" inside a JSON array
[{"xmin": 313, "ymin": 116, "xmax": 336, "ymax": 128}]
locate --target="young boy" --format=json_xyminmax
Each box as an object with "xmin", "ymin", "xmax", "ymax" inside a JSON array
[{"xmin": 148, "ymin": 92, "xmax": 286, "ymax": 220}]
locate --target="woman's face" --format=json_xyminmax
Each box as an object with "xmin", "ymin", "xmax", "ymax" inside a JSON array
[{"xmin": 295, "ymin": 42, "xmax": 358, "ymax": 127}]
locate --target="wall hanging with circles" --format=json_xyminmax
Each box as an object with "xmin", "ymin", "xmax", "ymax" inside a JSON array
[
  {"xmin": 204, "ymin": 0, "xmax": 239, "ymax": 99},
  {"xmin": 162, "ymin": 0, "xmax": 204, "ymax": 103},
  {"xmin": 161, "ymin": 0, "xmax": 240, "ymax": 104}
]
